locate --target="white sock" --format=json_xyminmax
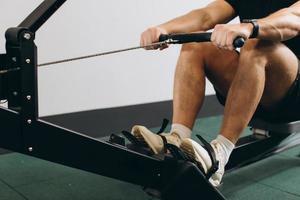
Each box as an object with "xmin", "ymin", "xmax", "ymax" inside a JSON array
[
  {"xmin": 214, "ymin": 135, "xmax": 235, "ymax": 164},
  {"xmin": 170, "ymin": 124, "xmax": 192, "ymax": 139}
]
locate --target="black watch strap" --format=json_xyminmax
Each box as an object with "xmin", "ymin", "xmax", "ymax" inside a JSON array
[{"xmin": 243, "ymin": 19, "xmax": 259, "ymax": 38}]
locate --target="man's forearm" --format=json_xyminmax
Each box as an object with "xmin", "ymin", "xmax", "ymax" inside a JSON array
[{"xmin": 257, "ymin": 3, "xmax": 300, "ymax": 41}]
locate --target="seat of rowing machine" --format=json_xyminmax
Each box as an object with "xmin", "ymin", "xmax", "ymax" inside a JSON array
[{"xmin": 249, "ymin": 118, "xmax": 300, "ymax": 134}]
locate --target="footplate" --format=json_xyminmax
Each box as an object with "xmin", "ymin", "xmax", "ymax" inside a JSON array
[
  {"xmin": 107, "ymin": 120, "xmax": 225, "ymax": 200},
  {"xmin": 159, "ymin": 158, "xmax": 225, "ymax": 200}
]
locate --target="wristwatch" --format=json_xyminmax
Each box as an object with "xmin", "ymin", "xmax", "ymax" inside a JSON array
[{"xmin": 242, "ymin": 19, "xmax": 259, "ymax": 38}]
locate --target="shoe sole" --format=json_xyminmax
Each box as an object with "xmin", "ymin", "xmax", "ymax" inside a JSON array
[
  {"xmin": 133, "ymin": 128, "xmax": 160, "ymax": 154},
  {"xmin": 180, "ymin": 139, "xmax": 209, "ymax": 173}
]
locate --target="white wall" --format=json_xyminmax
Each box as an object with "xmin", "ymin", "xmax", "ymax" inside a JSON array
[{"xmin": 1, "ymin": 0, "xmax": 215, "ymax": 117}]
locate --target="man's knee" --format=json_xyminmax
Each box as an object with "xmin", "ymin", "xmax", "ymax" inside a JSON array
[
  {"xmin": 180, "ymin": 42, "xmax": 215, "ymax": 57},
  {"xmin": 239, "ymin": 39, "xmax": 281, "ymax": 66}
]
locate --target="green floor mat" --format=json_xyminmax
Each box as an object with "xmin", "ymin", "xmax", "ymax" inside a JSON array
[
  {"xmin": 15, "ymin": 172, "xmax": 152, "ymax": 200},
  {"xmin": 0, "ymin": 180, "xmax": 26, "ymax": 200},
  {"xmin": 0, "ymin": 115, "xmax": 299, "ymax": 200}
]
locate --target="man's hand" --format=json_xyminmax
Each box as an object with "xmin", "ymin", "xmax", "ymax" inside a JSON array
[
  {"xmin": 211, "ymin": 23, "xmax": 253, "ymax": 50},
  {"xmin": 140, "ymin": 26, "xmax": 169, "ymax": 50}
]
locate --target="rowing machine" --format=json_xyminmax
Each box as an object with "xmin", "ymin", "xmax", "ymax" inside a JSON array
[{"xmin": 0, "ymin": 1, "xmax": 299, "ymax": 200}]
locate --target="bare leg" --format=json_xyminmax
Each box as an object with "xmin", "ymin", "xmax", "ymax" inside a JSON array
[
  {"xmin": 172, "ymin": 44, "xmax": 205, "ymax": 129},
  {"xmin": 173, "ymin": 43, "xmax": 239, "ymax": 129},
  {"xmin": 132, "ymin": 43, "xmax": 239, "ymax": 154},
  {"xmin": 220, "ymin": 40, "xmax": 299, "ymax": 144}
]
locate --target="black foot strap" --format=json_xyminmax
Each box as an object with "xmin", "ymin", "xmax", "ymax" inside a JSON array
[
  {"xmin": 157, "ymin": 119, "xmax": 170, "ymax": 153},
  {"xmin": 156, "ymin": 118, "xmax": 169, "ymax": 134},
  {"xmin": 165, "ymin": 144, "xmax": 190, "ymax": 161},
  {"xmin": 164, "ymin": 143, "xmax": 206, "ymax": 174},
  {"xmin": 121, "ymin": 131, "xmax": 146, "ymax": 147},
  {"xmin": 196, "ymin": 135, "xmax": 219, "ymax": 179},
  {"xmin": 160, "ymin": 135, "xmax": 168, "ymax": 154}
]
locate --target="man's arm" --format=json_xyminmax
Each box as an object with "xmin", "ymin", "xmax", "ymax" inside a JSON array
[
  {"xmin": 257, "ymin": 1, "xmax": 300, "ymax": 41},
  {"xmin": 140, "ymin": 0, "xmax": 236, "ymax": 50},
  {"xmin": 159, "ymin": 0, "xmax": 236, "ymax": 33},
  {"xmin": 211, "ymin": 1, "xmax": 300, "ymax": 50}
]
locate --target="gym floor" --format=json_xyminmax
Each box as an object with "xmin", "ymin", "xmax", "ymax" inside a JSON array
[{"xmin": 1, "ymin": 116, "xmax": 300, "ymax": 200}]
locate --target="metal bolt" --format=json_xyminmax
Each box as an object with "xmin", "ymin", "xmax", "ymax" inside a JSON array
[
  {"xmin": 26, "ymin": 95, "xmax": 31, "ymax": 100},
  {"xmin": 27, "ymin": 119, "xmax": 32, "ymax": 124},
  {"xmin": 26, "ymin": 59, "xmax": 31, "ymax": 64},
  {"xmin": 12, "ymin": 57, "xmax": 17, "ymax": 62},
  {"xmin": 23, "ymin": 33, "xmax": 31, "ymax": 40},
  {"xmin": 28, "ymin": 147, "xmax": 33, "ymax": 152},
  {"xmin": 13, "ymin": 91, "xmax": 18, "ymax": 96}
]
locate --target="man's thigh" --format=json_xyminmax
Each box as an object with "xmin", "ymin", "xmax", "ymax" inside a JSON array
[
  {"xmin": 199, "ymin": 43, "xmax": 240, "ymax": 96},
  {"xmin": 211, "ymin": 40, "xmax": 300, "ymax": 119},
  {"xmin": 241, "ymin": 40, "xmax": 300, "ymax": 120},
  {"xmin": 253, "ymin": 41, "xmax": 299, "ymax": 108},
  {"xmin": 203, "ymin": 40, "xmax": 299, "ymax": 113}
]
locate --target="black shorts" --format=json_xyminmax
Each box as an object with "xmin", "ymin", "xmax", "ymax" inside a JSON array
[{"xmin": 215, "ymin": 60, "xmax": 300, "ymax": 123}]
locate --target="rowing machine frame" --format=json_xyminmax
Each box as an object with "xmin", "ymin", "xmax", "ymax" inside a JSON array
[{"xmin": 0, "ymin": 1, "xmax": 300, "ymax": 199}]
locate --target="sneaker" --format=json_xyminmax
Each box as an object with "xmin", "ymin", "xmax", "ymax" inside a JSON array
[
  {"xmin": 209, "ymin": 140, "xmax": 226, "ymax": 187},
  {"xmin": 131, "ymin": 125, "xmax": 182, "ymax": 154},
  {"xmin": 180, "ymin": 138, "xmax": 225, "ymax": 187}
]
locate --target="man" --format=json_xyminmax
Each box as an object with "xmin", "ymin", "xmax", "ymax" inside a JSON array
[{"xmin": 132, "ymin": 0, "xmax": 300, "ymax": 186}]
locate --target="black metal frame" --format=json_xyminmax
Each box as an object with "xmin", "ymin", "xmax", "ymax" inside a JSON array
[
  {"xmin": 0, "ymin": 1, "xmax": 300, "ymax": 199},
  {"xmin": 1, "ymin": 0, "xmax": 162, "ymax": 190},
  {"xmin": 0, "ymin": 1, "xmax": 226, "ymax": 199}
]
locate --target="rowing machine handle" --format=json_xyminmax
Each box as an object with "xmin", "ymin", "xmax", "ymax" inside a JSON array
[{"xmin": 159, "ymin": 33, "xmax": 245, "ymax": 48}]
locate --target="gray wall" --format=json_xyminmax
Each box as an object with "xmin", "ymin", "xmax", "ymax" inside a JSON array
[{"xmin": 1, "ymin": 0, "xmax": 217, "ymax": 116}]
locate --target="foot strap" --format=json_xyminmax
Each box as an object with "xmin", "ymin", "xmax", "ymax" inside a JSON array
[
  {"xmin": 160, "ymin": 135, "xmax": 168, "ymax": 154},
  {"xmin": 157, "ymin": 119, "xmax": 170, "ymax": 153},
  {"xmin": 122, "ymin": 131, "xmax": 146, "ymax": 147},
  {"xmin": 196, "ymin": 135, "xmax": 219, "ymax": 179},
  {"xmin": 156, "ymin": 118, "xmax": 169, "ymax": 134},
  {"xmin": 165, "ymin": 143, "xmax": 191, "ymax": 161}
]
